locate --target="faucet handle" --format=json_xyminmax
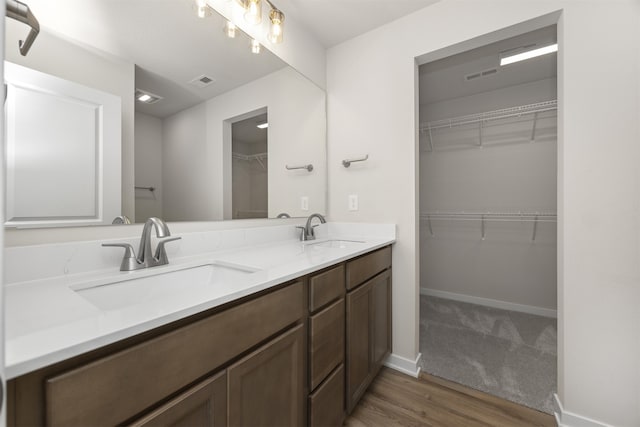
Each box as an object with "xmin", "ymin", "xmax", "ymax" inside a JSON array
[
  {"xmin": 154, "ymin": 237, "xmax": 181, "ymax": 263},
  {"xmin": 102, "ymin": 243, "xmax": 139, "ymax": 271}
]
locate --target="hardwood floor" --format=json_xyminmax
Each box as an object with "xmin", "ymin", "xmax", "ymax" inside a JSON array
[{"xmin": 344, "ymin": 368, "xmax": 556, "ymax": 427}]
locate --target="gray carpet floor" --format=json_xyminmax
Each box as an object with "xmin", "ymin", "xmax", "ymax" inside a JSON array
[{"xmin": 419, "ymin": 295, "xmax": 557, "ymax": 414}]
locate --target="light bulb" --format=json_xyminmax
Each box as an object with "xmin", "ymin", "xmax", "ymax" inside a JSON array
[
  {"xmin": 251, "ymin": 39, "xmax": 261, "ymax": 54},
  {"xmin": 244, "ymin": 0, "xmax": 262, "ymax": 25},
  {"xmin": 224, "ymin": 20, "xmax": 237, "ymax": 38},
  {"xmin": 268, "ymin": 9, "xmax": 284, "ymax": 44},
  {"xmin": 196, "ymin": 0, "xmax": 207, "ymax": 18}
]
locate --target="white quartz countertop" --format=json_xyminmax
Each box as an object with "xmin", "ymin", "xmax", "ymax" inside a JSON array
[{"xmin": 4, "ymin": 224, "xmax": 394, "ymax": 379}]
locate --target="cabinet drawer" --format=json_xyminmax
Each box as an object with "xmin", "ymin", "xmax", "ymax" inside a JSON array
[
  {"xmin": 309, "ymin": 364, "xmax": 345, "ymax": 427},
  {"xmin": 309, "ymin": 298, "xmax": 345, "ymax": 390},
  {"xmin": 45, "ymin": 282, "xmax": 303, "ymax": 427},
  {"xmin": 346, "ymin": 246, "xmax": 391, "ymax": 290},
  {"xmin": 309, "ymin": 264, "xmax": 345, "ymax": 312}
]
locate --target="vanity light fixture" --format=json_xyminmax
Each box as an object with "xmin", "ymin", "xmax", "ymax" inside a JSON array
[
  {"xmin": 267, "ymin": 7, "xmax": 284, "ymax": 44},
  {"xmin": 224, "ymin": 20, "xmax": 237, "ymax": 38},
  {"xmin": 244, "ymin": 0, "xmax": 262, "ymax": 24},
  {"xmin": 195, "ymin": 0, "xmax": 211, "ymax": 18},
  {"xmin": 251, "ymin": 39, "xmax": 261, "ymax": 54},
  {"xmin": 500, "ymin": 43, "xmax": 558, "ymax": 66},
  {"xmin": 236, "ymin": 0, "xmax": 285, "ymax": 44}
]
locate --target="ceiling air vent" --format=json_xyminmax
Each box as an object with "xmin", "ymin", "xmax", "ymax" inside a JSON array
[
  {"xmin": 189, "ymin": 74, "xmax": 216, "ymax": 88},
  {"xmin": 465, "ymin": 67, "xmax": 498, "ymax": 82}
]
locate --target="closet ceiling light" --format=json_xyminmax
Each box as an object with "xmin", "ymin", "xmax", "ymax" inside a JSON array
[
  {"xmin": 500, "ymin": 43, "xmax": 558, "ymax": 66},
  {"xmin": 256, "ymin": 121, "xmax": 268, "ymax": 129}
]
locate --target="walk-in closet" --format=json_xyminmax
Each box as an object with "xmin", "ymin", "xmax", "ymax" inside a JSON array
[
  {"xmin": 418, "ymin": 26, "xmax": 558, "ymax": 414},
  {"xmin": 231, "ymin": 112, "xmax": 269, "ymax": 219}
]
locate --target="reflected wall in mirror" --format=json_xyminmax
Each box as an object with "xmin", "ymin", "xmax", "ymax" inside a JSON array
[{"xmin": 4, "ymin": 0, "xmax": 326, "ymax": 228}]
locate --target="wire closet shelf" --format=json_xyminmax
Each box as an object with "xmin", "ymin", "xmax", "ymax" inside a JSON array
[
  {"xmin": 420, "ymin": 211, "xmax": 557, "ymax": 241},
  {"xmin": 420, "ymin": 100, "xmax": 557, "ymax": 151}
]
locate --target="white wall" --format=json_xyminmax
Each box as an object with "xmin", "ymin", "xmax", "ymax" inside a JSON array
[
  {"xmin": 162, "ymin": 103, "xmax": 211, "ymax": 222},
  {"xmin": 134, "ymin": 113, "xmax": 163, "ymax": 222},
  {"xmin": 163, "ymin": 66, "xmax": 326, "ymax": 220},
  {"xmin": 420, "ymin": 78, "xmax": 557, "ymax": 312},
  {"xmin": 327, "ymin": 1, "xmax": 640, "ymax": 425},
  {"xmin": 5, "ymin": 24, "xmax": 135, "ymax": 222}
]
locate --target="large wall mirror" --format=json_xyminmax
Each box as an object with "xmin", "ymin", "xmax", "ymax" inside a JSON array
[{"xmin": 4, "ymin": 0, "xmax": 326, "ymax": 228}]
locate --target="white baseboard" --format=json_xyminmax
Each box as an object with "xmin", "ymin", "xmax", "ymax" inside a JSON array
[
  {"xmin": 420, "ymin": 288, "xmax": 557, "ymax": 318},
  {"xmin": 384, "ymin": 352, "xmax": 422, "ymax": 378},
  {"xmin": 554, "ymin": 394, "xmax": 612, "ymax": 427}
]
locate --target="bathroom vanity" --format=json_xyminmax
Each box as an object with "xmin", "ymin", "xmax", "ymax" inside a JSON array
[{"xmin": 4, "ymin": 223, "xmax": 393, "ymax": 426}]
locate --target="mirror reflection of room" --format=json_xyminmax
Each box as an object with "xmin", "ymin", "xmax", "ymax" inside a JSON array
[
  {"xmin": 231, "ymin": 111, "xmax": 268, "ymax": 219},
  {"xmin": 3, "ymin": 0, "xmax": 327, "ymax": 228}
]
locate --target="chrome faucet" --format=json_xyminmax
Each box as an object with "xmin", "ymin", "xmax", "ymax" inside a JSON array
[
  {"xmin": 297, "ymin": 213, "xmax": 326, "ymax": 241},
  {"xmin": 103, "ymin": 217, "xmax": 181, "ymax": 271}
]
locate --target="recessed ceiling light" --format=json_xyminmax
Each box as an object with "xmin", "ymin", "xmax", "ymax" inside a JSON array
[
  {"xmin": 256, "ymin": 122, "xmax": 268, "ymax": 129},
  {"xmin": 135, "ymin": 89, "xmax": 163, "ymax": 104},
  {"xmin": 500, "ymin": 44, "xmax": 558, "ymax": 66}
]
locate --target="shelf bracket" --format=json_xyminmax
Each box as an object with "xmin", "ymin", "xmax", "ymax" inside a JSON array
[
  {"xmin": 530, "ymin": 112, "xmax": 538, "ymax": 142},
  {"xmin": 427, "ymin": 127, "xmax": 434, "ymax": 152},
  {"xmin": 427, "ymin": 215, "xmax": 434, "ymax": 236},
  {"xmin": 478, "ymin": 121, "xmax": 483, "ymax": 148},
  {"xmin": 481, "ymin": 214, "xmax": 486, "ymax": 240},
  {"xmin": 531, "ymin": 214, "xmax": 539, "ymax": 241}
]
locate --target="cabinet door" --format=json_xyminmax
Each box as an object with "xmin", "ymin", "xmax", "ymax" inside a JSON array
[
  {"xmin": 345, "ymin": 279, "xmax": 373, "ymax": 413},
  {"xmin": 228, "ymin": 324, "xmax": 304, "ymax": 427},
  {"xmin": 129, "ymin": 371, "xmax": 226, "ymax": 427},
  {"xmin": 372, "ymin": 269, "xmax": 392, "ymax": 370}
]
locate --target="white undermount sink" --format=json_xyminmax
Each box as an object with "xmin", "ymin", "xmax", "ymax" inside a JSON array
[
  {"xmin": 71, "ymin": 262, "xmax": 260, "ymax": 311},
  {"xmin": 307, "ymin": 239, "xmax": 366, "ymax": 249}
]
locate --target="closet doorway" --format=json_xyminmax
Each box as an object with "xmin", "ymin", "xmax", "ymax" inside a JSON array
[
  {"xmin": 418, "ymin": 26, "xmax": 558, "ymax": 414},
  {"xmin": 231, "ymin": 111, "xmax": 269, "ymax": 219}
]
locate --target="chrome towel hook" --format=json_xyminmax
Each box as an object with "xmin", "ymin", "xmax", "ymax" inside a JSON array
[
  {"xmin": 285, "ymin": 164, "xmax": 313, "ymax": 172},
  {"xmin": 342, "ymin": 154, "xmax": 369, "ymax": 168}
]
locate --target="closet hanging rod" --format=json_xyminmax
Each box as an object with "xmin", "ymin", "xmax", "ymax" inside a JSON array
[
  {"xmin": 422, "ymin": 211, "xmax": 557, "ymax": 217},
  {"xmin": 135, "ymin": 186, "xmax": 155, "ymax": 192},
  {"xmin": 420, "ymin": 100, "xmax": 557, "ymax": 132},
  {"xmin": 232, "ymin": 152, "xmax": 268, "ymax": 161},
  {"xmin": 420, "ymin": 212, "xmax": 557, "ymax": 223}
]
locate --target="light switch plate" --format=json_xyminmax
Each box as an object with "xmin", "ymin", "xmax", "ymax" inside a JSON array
[
  {"xmin": 301, "ymin": 196, "xmax": 309, "ymax": 211},
  {"xmin": 348, "ymin": 194, "xmax": 358, "ymax": 211}
]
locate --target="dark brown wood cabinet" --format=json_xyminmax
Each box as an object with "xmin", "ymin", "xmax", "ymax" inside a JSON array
[
  {"xmin": 228, "ymin": 324, "xmax": 305, "ymax": 427},
  {"xmin": 129, "ymin": 371, "xmax": 227, "ymax": 427},
  {"xmin": 345, "ymin": 249, "xmax": 392, "ymax": 413},
  {"xmin": 7, "ymin": 245, "xmax": 393, "ymax": 427},
  {"xmin": 307, "ymin": 264, "xmax": 346, "ymax": 427}
]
